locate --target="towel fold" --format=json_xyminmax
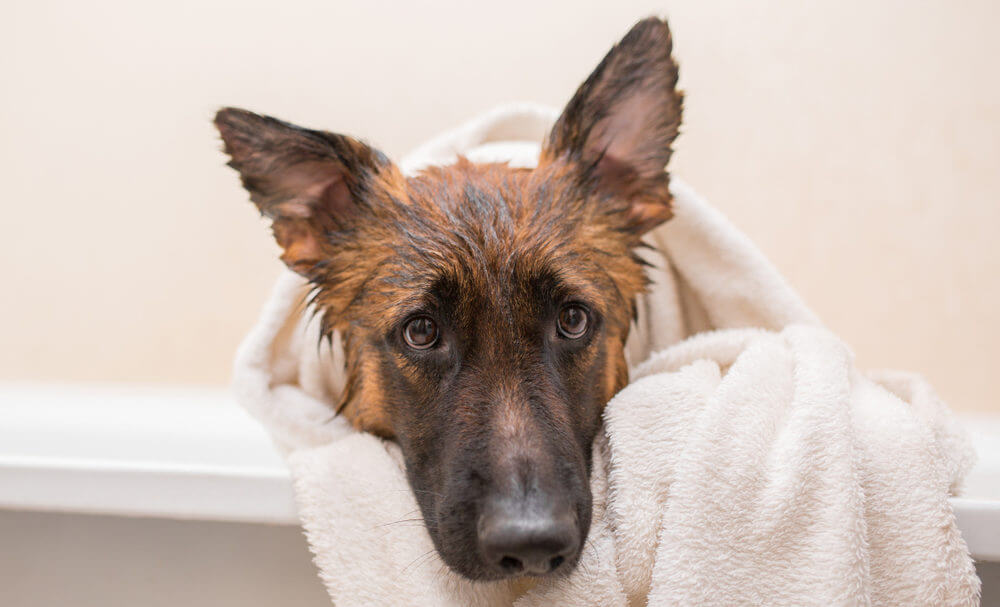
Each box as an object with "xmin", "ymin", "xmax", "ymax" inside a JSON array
[{"xmin": 233, "ymin": 104, "xmax": 979, "ymax": 606}]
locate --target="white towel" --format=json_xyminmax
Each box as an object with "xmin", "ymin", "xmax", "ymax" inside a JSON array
[{"xmin": 232, "ymin": 104, "xmax": 980, "ymax": 606}]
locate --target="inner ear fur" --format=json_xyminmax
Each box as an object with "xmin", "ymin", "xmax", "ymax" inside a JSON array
[
  {"xmin": 542, "ymin": 17, "xmax": 683, "ymax": 235},
  {"xmin": 214, "ymin": 107, "xmax": 396, "ymax": 277}
]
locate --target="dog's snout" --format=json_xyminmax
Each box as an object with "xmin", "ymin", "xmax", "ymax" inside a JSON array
[{"xmin": 477, "ymin": 504, "xmax": 579, "ymax": 576}]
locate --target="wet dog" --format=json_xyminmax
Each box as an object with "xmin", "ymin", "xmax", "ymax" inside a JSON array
[{"xmin": 214, "ymin": 16, "xmax": 681, "ymax": 581}]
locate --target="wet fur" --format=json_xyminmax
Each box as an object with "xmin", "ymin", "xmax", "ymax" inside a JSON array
[{"xmin": 215, "ymin": 16, "xmax": 682, "ymax": 580}]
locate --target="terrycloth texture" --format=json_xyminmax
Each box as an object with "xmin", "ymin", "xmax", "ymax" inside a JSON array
[{"xmin": 232, "ymin": 104, "xmax": 979, "ymax": 606}]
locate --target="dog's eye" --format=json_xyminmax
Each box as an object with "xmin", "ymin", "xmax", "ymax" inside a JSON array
[
  {"xmin": 557, "ymin": 304, "xmax": 589, "ymax": 339},
  {"xmin": 403, "ymin": 316, "xmax": 439, "ymax": 349}
]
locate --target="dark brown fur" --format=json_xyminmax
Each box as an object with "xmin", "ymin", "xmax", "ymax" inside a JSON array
[{"xmin": 215, "ymin": 16, "xmax": 682, "ymax": 580}]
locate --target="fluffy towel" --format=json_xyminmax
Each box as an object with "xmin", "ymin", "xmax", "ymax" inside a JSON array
[{"xmin": 233, "ymin": 104, "xmax": 980, "ymax": 606}]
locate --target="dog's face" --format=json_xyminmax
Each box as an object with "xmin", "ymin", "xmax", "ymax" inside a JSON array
[{"xmin": 216, "ymin": 17, "xmax": 681, "ymax": 581}]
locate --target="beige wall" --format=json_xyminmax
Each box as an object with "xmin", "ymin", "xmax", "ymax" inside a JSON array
[{"xmin": 2, "ymin": 0, "xmax": 997, "ymax": 412}]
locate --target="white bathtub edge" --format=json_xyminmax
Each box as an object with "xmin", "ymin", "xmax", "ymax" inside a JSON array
[{"xmin": 0, "ymin": 382, "xmax": 997, "ymax": 560}]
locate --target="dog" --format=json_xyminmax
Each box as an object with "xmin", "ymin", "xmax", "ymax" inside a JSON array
[{"xmin": 214, "ymin": 16, "xmax": 681, "ymax": 581}]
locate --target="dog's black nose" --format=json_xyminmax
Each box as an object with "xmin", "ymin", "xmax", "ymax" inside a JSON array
[{"xmin": 477, "ymin": 505, "xmax": 579, "ymax": 576}]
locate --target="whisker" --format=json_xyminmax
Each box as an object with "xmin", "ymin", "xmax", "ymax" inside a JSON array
[
  {"xmin": 433, "ymin": 561, "xmax": 451, "ymax": 582},
  {"xmin": 374, "ymin": 517, "xmax": 427, "ymax": 529},
  {"xmin": 400, "ymin": 548, "xmax": 438, "ymax": 576},
  {"xmin": 584, "ymin": 535, "xmax": 601, "ymax": 569},
  {"xmin": 372, "ymin": 487, "xmax": 446, "ymax": 500}
]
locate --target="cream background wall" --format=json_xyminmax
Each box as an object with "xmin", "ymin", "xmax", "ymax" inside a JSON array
[{"xmin": 2, "ymin": 0, "xmax": 997, "ymax": 412}]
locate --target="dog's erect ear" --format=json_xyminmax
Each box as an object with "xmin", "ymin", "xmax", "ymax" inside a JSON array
[
  {"xmin": 214, "ymin": 107, "xmax": 393, "ymax": 277},
  {"xmin": 542, "ymin": 17, "xmax": 682, "ymax": 235}
]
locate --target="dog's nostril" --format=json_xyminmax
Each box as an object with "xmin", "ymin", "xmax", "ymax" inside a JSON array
[
  {"xmin": 499, "ymin": 556, "xmax": 523, "ymax": 573},
  {"xmin": 478, "ymin": 507, "xmax": 579, "ymax": 576}
]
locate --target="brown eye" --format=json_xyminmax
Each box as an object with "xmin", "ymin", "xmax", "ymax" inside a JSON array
[
  {"xmin": 557, "ymin": 304, "xmax": 589, "ymax": 339},
  {"xmin": 403, "ymin": 316, "xmax": 439, "ymax": 349}
]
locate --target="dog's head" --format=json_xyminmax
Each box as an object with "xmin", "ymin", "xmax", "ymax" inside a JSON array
[{"xmin": 216, "ymin": 17, "xmax": 681, "ymax": 581}]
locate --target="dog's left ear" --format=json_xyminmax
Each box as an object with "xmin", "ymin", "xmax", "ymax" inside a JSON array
[{"xmin": 542, "ymin": 17, "xmax": 682, "ymax": 235}]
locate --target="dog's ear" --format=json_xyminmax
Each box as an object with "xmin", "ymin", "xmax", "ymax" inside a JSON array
[
  {"xmin": 214, "ymin": 107, "xmax": 394, "ymax": 278},
  {"xmin": 542, "ymin": 17, "xmax": 682, "ymax": 235}
]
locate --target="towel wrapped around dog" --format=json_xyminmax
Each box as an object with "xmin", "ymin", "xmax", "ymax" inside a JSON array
[{"xmin": 233, "ymin": 105, "xmax": 979, "ymax": 606}]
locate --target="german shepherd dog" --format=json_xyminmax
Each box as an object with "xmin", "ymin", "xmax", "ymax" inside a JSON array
[{"xmin": 215, "ymin": 17, "xmax": 681, "ymax": 581}]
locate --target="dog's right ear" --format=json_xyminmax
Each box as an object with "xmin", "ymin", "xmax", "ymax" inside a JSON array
[{"xmin": 214, "ymin": 108, "xmax": 394, "ymax": 278}]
